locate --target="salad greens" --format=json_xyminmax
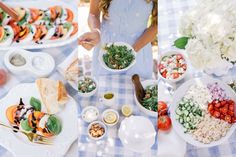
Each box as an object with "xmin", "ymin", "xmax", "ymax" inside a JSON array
[
  {"xmin": 30, "ymin": 97, "xmax": 41, "ymax": 111},
  {"xmin": 78, "ymin": 77, "xmax": 96, "ymax": 93},
  {"xmin": 20, "ymin": 118, "xmax": 33, "ymax": 132},
  {"xmin": 46, "ymin": 115, "xmax": 62, "ymax": 135},
  {"xmin": 142, "ymin": 85, "xmax": 157, "ymax": 112},
  {"xmin": 103, "ymin": 44, "xmax": 135, "ymax": 70}
]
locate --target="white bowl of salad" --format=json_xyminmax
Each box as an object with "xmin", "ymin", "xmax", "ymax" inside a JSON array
[
  {"xmin": 77, "ymin": 76, "xmax": 98, "ymax": 97},
  {"xmin": 158, "ymin": 51, "xmax": 188, "ymax": 83},
  {"xmin": 134, "ymin": 80, "xmax": 158, "ymax": 117},
  {"xmin": 99, "ymin": 42, "xmax": 136, "ymax": 73}
]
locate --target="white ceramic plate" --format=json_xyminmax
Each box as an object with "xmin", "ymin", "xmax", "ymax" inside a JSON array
[
  {"xmin": 99, "ymin": 42, "xmax": 136, "ymax": 73},
  {"xmin": 0, "ymin": 0, "xmax": 78, "ymax": 50},
  {"xmin": 170, "ymin": 76, "xmax": 236, "ymax": 147},
  {"xmin": 0, "ymin": 83, "xmax": 78, "ymax": 157},
  {"xmin": 134, "ymin": 79, "xmax": 158, "ymax": 117}
]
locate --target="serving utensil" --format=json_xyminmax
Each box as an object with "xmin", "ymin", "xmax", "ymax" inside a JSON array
[
  {"xmin": 132, "ymin": 74, "xmax": 145, "ymax": 104},
  {"xmin": 0, "ymin": 122, "xmax": 53, "ymax": 145},
  {"xmin": 0, "ymin": 2, "xmax": 18, "ymax": 21}
]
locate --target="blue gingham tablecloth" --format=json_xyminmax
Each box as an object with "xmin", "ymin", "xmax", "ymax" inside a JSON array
[
  {"xmin": 77, "ymin": 74, "xmax": 158, "ymax": 157},
  {"xmin": 0, "ymin": 41, "xmax": 78, "ymax": 157},
  {"xmin": 159, "ymin": 0, "xmax": 236, "ymax": 157}
]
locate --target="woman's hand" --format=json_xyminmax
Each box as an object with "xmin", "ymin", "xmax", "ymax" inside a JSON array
[{"xmin": 78, "ymin": 29, "xmax": 101, "ymax": 50}]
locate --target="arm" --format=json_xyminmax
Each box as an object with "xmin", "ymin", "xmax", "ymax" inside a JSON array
[
  {"xmin": 88, "ymin": 0, "xmax": 101, "ymax": 31},
  {"xmin": 132, "ymin": 24, "xmax": 157, "ymax": 52},
  {"xmin": 78, "ymin": 0, "xmax": 101, "ymax": 50}
]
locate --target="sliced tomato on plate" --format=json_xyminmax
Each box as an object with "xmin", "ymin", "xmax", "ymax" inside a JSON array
[
  {"xmin": 70, "ymin": 22, "xmax": 78, "ymax": 36},
  {"xmin": 6, "ymin": 105, "xmax": 18, "ymax": 124},
  {"xmin": 29, "ymin": 8, "xmax": 40, "ymax": 23},
  {"xmin": 66, "ymin": 8, "xmax": 74, "ymax": 22},
  {"xmin": 0, "ymin": 26, "xmax": 5, "ymax": 41}
]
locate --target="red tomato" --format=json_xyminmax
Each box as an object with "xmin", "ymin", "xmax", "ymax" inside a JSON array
[
  {"xmin": 161, "ymin": 70, "xmax": 167, "ymax": 78},
  {"xmin": 228, "ymin": 111, "xmax": 234, "ymax": 116},
  {"xmin": 208, "ymin": 103, "xmax": 214, "ymax": 111},
  {"xmin": 221, "ymin": 101, "xmax": 226, "ymax": 105},
  {"xmin": 158, "ymin": 101, "xmax": 168, "ymax": 116},
  {"xmin": 172, "ymin": 73, "xmax": 179, "ymax": 79},
  {"xmin": 220, "ymin": 107, "xmax": 228, "ymax": 115},
  {"xmin": 215, "ymin": 102, "xmax": 221, "ymax": 108},
  {"xmin": 220, "ymin": 114, "xmax": 225, "ymax": 120},
  {"xmin": 225, "ymin": 115, "xmax": 232, "ymax": 123},
  {"xmin": 0, "ymin": 69, "xmax": 7, "ymax": 86},
  {"xmin": 213, "ymin": 111, "xmax": 220, "ymax": 118},
  {"xmin": 182, "ymin": 64, "xmax": 187, "ymax": 70},
  {"xmin": 229, "ymin": 104, "xmax": 234, "ymax": 111},
  {"xmin": 232, "ymin": 117, "xmax": 236, "ymax": 123},
  {"xmin": 158, "ymin": 115, "xmax": 172, "ymax": 131}
]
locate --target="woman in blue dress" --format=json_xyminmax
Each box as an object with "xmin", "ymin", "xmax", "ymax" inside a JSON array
[{"xmin": 78, "ymin": 0, "xmax": 157, "ymax": 79}]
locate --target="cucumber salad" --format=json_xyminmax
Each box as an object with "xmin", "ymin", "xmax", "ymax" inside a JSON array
[{"xmin": 175, "ymin": 82, "xmax": 235, "ymax": 144}]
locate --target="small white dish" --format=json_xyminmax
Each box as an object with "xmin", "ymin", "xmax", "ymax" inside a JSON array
[
  {"xmin": 158, "ymin": 51, "xmax": 188, "ymax": 83},
  {"xmin": 100, "ymin": 91, "xmax": 116, "ymax": 107},
  {"xmin": 118, "ymin": 116, "xmax": 156, "ymax": 153},
  {"xmin": 77, "ymin": 76, "xmax": 98, "ymax": 97},
  {"xmin": 4, "ymin": 49, "xmax": 55, "ymax": 77},
  {"xmin": 134, "ymin": 80, "xmax": 158, "ymax": 117},
  {"xmin": 87, "ymin": 121, "xmax": 107, "ymax": 141},
  {"xmin": 102, "ymin": 109, "xmax": 119, "ymax": 127},
  {"xmin": 98, "ymin": 42, "xmax": 136, "ymax": 73},
  {"xmin": 81, "ymin": 106, "xmax": 99, "ymax": 123}
]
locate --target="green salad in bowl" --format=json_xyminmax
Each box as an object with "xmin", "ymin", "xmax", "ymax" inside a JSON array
[{"xmin": 100, "ymin": 42, "xmax": 136, "ymax": 72}]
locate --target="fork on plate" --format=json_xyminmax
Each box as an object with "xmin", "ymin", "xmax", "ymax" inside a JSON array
[{"xmin": 0, "ymin": 122, "xmax": 53, "ymax": 145}]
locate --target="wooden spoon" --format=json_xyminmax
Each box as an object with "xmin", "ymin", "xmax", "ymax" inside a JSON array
[
  {"xmin": 132, "ymin": 74, "xmax": 145, "ymax": 104},
  {"xmin": 0, "ymin": 2, "xmax": 18, "ymax": 21}
]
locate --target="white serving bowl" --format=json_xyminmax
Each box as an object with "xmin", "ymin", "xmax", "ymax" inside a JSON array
[
  {"xmin": 81, "ymin": 106, "xmax": 99, "ymax": 123},
  {"xmin": 158, "ymin": 51, "xmax": 188, "ymax": 83},
  {"xmin": 102, "ymin": 109, "xmax": 119, "ymax": 127},
  {"xmin": 134, "ymin": 80, "xmax": 158, "ymax": 117},
  {"xmin": 118, "ymin": 116, "xmax": 156, "ymax": 153},
  {"xmin": 98, "ymin": 42, "xmax": 136, "ymax": 73},
  {"xmin": 87, "ymin": 121, "xmax": 107, "ymax": 141},
  {"xmin": 77, "ymin": 76, "xmax": 98, "ymax": 97}
]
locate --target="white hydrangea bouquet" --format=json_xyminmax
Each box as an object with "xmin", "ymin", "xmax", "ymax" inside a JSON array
[{"xmin": 174, "ymin": 0, "xmax": 236, "ymax": 76}]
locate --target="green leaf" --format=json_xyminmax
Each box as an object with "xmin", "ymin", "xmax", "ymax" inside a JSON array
[
  {"xmin": 30, "ymin": 97, "xmax": 41, "ymax": 111},
  {"xmin": 174, "ymin": 37, "xmax": 189, "ymax": 49},
  {"xmin": 46, "ymin": 115, "xmax": 62, "ymax": 135},
  {"xmin": 20, "ymin": 119, "xmax": 33, "ymax": 132}
]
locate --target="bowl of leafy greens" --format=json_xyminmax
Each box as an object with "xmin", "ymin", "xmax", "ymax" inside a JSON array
[
  {"xmin": 99, "ymin": 42, "xmax": 136, "ymax": 73},
  {"xmin": 134, "ymin": 80, "xmax": 158, "ymax": 117}
]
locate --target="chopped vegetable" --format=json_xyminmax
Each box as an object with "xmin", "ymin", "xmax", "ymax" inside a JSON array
[
  {"xmin": 103, "ymin": 44, "xmax": 135, "ymax": 70},
  {"xmin": 176, "ymin": 98, "xmax": 203, "ymax": 133},
  {"xmin": 208, "ymin": 99, "xmax": 236, "ymax": 124}
]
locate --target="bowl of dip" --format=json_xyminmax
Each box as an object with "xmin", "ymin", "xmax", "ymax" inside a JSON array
[
  {"xmin": 81, "ymin": 106, "xmax": 99, "ymax": 123},
  {"xmin": 4, "ymin": 49, "xmax": 55, "ymax": 77}
]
